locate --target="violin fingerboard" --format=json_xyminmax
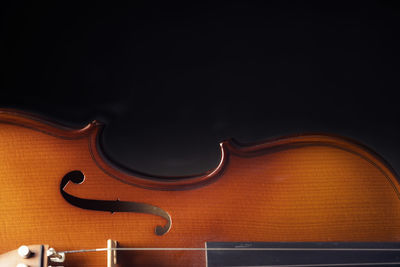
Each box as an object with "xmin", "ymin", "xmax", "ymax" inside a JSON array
[{"xmin": 206, "ymin": 242, "xmax": 400, "ymax": 267}]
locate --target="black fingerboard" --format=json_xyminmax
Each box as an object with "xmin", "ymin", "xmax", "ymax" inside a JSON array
[{"xmin": 206, "ymin": 242, "xmax": 400, "ymax": 267}]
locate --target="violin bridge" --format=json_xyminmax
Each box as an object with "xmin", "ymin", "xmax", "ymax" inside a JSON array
[{"xmin": 107, "ymin": 239, "xmax": 118, "ymax": 267}]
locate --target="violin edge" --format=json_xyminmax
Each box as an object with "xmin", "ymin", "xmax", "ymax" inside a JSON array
[
  {"xmin": 0, "ymin": 108, "xmax": 398, "ymax": 192},
  {"xmin": 0, "ymin": 108, "xmax": 100, "ymax": 139}
]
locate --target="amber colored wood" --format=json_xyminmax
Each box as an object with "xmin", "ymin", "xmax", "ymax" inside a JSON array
[{"xmin": 1, "ymin": 109, "xmax": 400, "ymax": 266}]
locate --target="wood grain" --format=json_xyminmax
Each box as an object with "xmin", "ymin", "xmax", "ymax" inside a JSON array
[{"xmin": 0, "ymin": 109, "xmax": 400, "ymax": 266}]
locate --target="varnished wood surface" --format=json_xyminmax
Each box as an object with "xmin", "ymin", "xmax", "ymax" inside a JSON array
[{"xmin": 1, "ymin": 109, "xmax": 400, "ymax": 266}]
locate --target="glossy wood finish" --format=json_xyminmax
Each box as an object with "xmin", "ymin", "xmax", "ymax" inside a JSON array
[{"xmin": 1, "ymin": 109, "xmax": 400, "ymax": 266}]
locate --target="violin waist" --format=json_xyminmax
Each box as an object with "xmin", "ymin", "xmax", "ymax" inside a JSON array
[{"xmin": 1, "ymin": 109, "xmax": 400, "ymax": 266}]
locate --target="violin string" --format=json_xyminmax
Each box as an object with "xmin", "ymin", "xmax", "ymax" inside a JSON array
[
  {"xmin": 59, "ymin": 248, "xmax": 400, "ymax": 267},
  {"xmin": 60, "ymin": 247, "xmax": 400, "ymax": 254}
]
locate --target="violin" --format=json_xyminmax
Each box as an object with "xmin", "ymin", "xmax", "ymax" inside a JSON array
[{"xmin": 1, "ymin": 109, "xmax": 400, "ymax": 267}]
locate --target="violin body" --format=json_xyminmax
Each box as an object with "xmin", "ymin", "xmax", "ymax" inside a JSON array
[{"xmin": 1, "ymin": 109, "xmax": 400, "ymax": 266}]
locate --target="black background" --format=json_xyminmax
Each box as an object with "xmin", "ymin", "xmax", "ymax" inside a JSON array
[{"xmin": 2, "ymin": 2, "xmax": 400, "ymax": 176}]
